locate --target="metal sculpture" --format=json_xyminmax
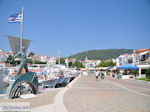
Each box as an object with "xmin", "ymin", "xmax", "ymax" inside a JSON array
[
  {"xmin": 8, "ymin": 47, "xmax": 38, "ymax": 99},
  {"xmin": 12, "ymin": 47, "xmax": 28, "ymax": 78}
]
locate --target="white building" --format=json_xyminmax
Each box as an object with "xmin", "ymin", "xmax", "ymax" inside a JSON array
[
  {"xmin": 115, "ymin": 53, "xmax": 133, "ymax": 67},
  {"xmin": 115, "ymin": 49, "xmax": 150, "ymax": 78},
  {"xmin": 40, "ymin": 55, "xmax": 49, "ymax": 62},
  {"xmin": 29, "ymin": 54, "xmax": 50, "ymax": 62},
  {"xmin": 133, "ymin": 49, "xmax": 150, "ymax": 78},
  {"xmin": 83, "ymin": 57, "xmax": 101, "ymax": 68},
  {"xmin": 0, "ymin": 62, "xmax": 6, "ymax": 68},
  {"xmin": 0, "ymin": 55, "xmax": 7, "ymax": 62}
]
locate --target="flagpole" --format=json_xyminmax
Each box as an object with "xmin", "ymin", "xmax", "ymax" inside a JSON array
[{"xmin": 20, "ymin": 7, "xmax": 24, "ymax": 51}]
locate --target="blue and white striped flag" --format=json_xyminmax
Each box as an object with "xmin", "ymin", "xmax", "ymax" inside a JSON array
[{"xmin": 8, "ymin": 13, "xmax": 23, "ymax": 23}]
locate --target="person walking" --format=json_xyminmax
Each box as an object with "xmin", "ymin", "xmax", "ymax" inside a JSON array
[
  {"xmin": 101, "ymin": 72, "xmax": 105, "ymax": 79},
  {"xmin": 95, "ymin": 70, "xmax": 99, "ymax": 81}
]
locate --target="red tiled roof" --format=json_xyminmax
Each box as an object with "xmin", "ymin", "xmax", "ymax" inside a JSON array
[
  {"xmin": 68, "ymin": 59, "xmax": 76, "ymax": 61},
  {"xmin": 135, "ymin": 49, "xmax": 150, "ymax": 53},
  {"xmin": 0, "ymin": 62, "xmax": 5, "ymax": 63}
]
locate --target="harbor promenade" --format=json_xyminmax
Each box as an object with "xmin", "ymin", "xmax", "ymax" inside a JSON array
[
  {"xmin": 32, "ymin": 73, "xmax": 150, "ymax": 112},
  {"xmin": 0, "ymin": 89, "xmax": 61, "ymax": 108}
]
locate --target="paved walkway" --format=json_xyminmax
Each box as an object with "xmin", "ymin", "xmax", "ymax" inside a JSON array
[
  {"xmin": 107, "ymin": 76, "xmax": 150, "ymax": 95},
  {"xmin": 64, "ymin": 74, "xmax": 150, "ymax": 112},
  {"xmin": 0, "ymin": 89, "xmax": 61, "ymax": 108}
]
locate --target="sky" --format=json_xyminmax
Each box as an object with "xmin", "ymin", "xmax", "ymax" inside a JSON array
[{"xmin": 0, "ymin": 0, "xmax": 150, "ymax": 57}]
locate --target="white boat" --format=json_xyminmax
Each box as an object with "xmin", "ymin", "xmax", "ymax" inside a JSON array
[
  {"xmin": 56, "ymin": 75, "xmax": 65, "ymax": 85},
  {"xmin": 41, "ymin": 77, "xmax": 59, "ymax": 88},
  {"xmin": 63, "ymin": 76, "xmax": 71, "ymax": 84}
]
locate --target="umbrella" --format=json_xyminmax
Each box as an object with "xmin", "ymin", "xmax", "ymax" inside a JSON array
[
  {"xmin": 106, "ymin": 66, "xmax": 114, "ymax": 70},
  {"xmin": 119, "ymin": 64, "xmax": 139, "ymax": 69}
]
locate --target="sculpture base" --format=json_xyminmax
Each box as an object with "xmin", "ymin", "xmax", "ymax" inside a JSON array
[{"xmin": 6, "ymin": 72, "xmax": 38, "ymax": 99}]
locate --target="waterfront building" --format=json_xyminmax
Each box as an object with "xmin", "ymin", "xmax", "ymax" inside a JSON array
[
  {"xmin": 0, "ymin": 62, "xmax": 6, "ymax": 68},
  {"xmin": 115, "ymin": 49, "xmax": 150, "ymax": 78},
  {"xmin": 115, "ymin": 53, "xmax": 133, "ymax": 67},
  {"xmin": 133, "ymin": 49, "xmax": 150, "ymax": 78},
  {"xmin": 82, "ymin": 57, "xmax": 101, "ymax": 68},
  {"xmin": 66, "ymin": 59, "xmax": 76, "ymax": 63}
]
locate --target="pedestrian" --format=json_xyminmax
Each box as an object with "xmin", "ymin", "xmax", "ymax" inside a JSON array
[
  {"xmin": 101, "ymin": 72, "xmax": 105, "ymax": 79},
  {"xmin": 95, "ymin": 70, "xmax": 99, "ymax": 81},
  {"xmin": 117, "ymin": 73, "xmax": 120, "ymax": 79}
]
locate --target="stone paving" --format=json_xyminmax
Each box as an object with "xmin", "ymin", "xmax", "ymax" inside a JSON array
[
  {"xmin": 0, "ymin": 89, "xmax": 61, "ymax": 108},
  {"xmin": 107, "ymin": 76, "xmax": 150, "ymax": 95},
  {"xmin": 64, "ymin": 74, "xmax": 150, "ymax": 112}
]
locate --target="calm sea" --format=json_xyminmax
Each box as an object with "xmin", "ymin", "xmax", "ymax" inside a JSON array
[{"xmin": 0, "ymin": 70, "xmax": 7, "ymax": 94}]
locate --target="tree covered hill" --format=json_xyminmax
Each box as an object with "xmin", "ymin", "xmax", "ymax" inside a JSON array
[{"xmin": 69, "ymin": 49, "xmax": 133, "ymax": 61}]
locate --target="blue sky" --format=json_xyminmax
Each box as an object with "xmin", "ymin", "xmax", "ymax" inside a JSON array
[{"xmin": 0, "ymin": 0, "xmax": 150, "ymax": 57}]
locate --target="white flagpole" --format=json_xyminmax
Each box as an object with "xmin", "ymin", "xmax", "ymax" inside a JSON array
[{"xmin": 20, "ymin": 7, "xmax": 24, "ymax": 51}]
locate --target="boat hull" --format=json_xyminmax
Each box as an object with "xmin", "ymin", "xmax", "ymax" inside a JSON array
[
  {"xmin": 41, "ymin": 79, "xmax": 58, "ymax": 88},
  {"xmin": 57, "ymin": 76, "xmax": 65, "ymax": 85}
]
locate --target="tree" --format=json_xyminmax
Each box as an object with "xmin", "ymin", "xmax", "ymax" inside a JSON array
[
  {"xmin": 56, "ymin": 58, "xmax": 65, "ymax": 64},
  {"xmin": 28, "ymin": 52, "xmax": 35, "ymax": 57},
  {"xmin": 34, "ymin": 60, "xmax": 46, "ymax": 64},
  {"xmin": 69, "ymin": 49, "xmax": 133, "ymax": 60},
  {"xmin": 146, "ymin": 68, "xmax": 150, "ymax": 78},
  {"xmin": 27, "ymin": 59, "xmax": 33, "ymax": 64},
  {"xmin": 72, "ymin": 61, "xmax": 85, "ymax": 68},
  {"xmin": 132, "ymin": 70, "xmax": 139, "ymax": 79},
  {"xmin": 5, "ymin": 55, "xmax": 16, "ymax": 65},
  {"xmin": 95, "ymin": 60, "xmax": 116, "ymax": 67},
  {"xmin": 68, "ymin": 62, "xmax": 73, "ymax": 67}
]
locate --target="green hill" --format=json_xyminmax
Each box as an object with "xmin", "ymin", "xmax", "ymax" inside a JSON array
[{"xmin": 69, "ymin": 49, "xmax": 133, "ymax": 61}]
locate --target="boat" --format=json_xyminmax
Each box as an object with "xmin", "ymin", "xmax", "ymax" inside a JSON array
[
  {"xmin": 41, "ymin": 77, "xmax": 59, "ymax": 88},
  {"xmin": 56, "ymin": 75, "xmax": 65, "ymax": 85},
  {"xmin": 63, "ymin": 76, "xmax": 71, "ymax": 84}
]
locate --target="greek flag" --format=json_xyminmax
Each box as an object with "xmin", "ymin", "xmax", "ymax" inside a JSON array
[{"xmin": 8, "ymin": 13, "xmax": 23, "ymax": 23}]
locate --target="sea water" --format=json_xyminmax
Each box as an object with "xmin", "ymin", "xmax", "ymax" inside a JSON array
[
  {"xmin": 0, "ymin": 69, "xmax": 8, "ymax": 94},
  {"xmin": 0, "ymin": 76, "xmax": 5, "ymax": 94}
]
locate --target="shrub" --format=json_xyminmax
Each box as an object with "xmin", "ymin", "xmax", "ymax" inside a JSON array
[{"xmin": 146, "ymin": 68, "xmax": 150, "ymax": 78}]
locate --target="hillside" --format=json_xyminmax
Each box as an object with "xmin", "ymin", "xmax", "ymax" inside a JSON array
[{"xmin": 69, "ymin": 49, "xmax": 133, "ymax": 61}]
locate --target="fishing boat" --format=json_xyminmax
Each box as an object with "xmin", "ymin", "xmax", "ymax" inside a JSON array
[{"xmin": 40, "ymin": 77, "xmax": 59, "ymax": 88}]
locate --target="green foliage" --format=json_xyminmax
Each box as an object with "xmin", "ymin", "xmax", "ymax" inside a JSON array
[
  {"xmin": 5, "ymin": 55, "xmax": 17, "ymax": 65},
  {"xmin": 69, "ymin": 61, "xmax": 85, "ymax": 68},
  {"xmin": 7, "ymin": 55, "xmax": 13, "ymax": 60},
  {"xmin": 68, "ymin": 62, "xmax": 73, "ymax": 67},
  {"xmin": 27, "ymin": 59, "xmax": 33, "ymax": 64},
  {"xmin": 146, "ymin": 68, "xmax": 150, "ymax": 78},
  {"xmin": 28, "ymin": 52, "xmax": 35, "ymax": 57},
  {"xmin": 56, "ymin": 58, "xmax": 65, "ymax": 64},
  {"xmin": 28, "ymin": 59, "xmax": 46, "ymax": 64},
  {"xmin": 138, "ymin": 78, "xmax": 150, "ymax": 81},
  {"xmin": 34, "ymin": 61, "xmax": 46, "ymax": 64},
  {"xmin": 95, "ymin": 60, "xmax": 116, "ymax": 67},
  {"xmin": 69, "ymin": 49, "xmax": 133, "ymax": 60},
  {"xmin": 6, "ymin": 55, "xmax": 46, "ymax": 65},
  {"xmin": 133, "ymin": 70, "xmax": 139, "ymax": 78}
]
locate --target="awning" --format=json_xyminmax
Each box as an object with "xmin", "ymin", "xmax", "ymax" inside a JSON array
[
  {"xmin": 137, "ymin": 65, "xmax": 150, "ymax": 69},
  {"xmin": 139, "ymin": 51, "xmax": 150, "ymax": 56},
  {"xmin": 106, "ymin": 66, "xmax": 114, "ymax": 70},
  {"xmin": 119, "ymin": 64, "xmax": 139, "ymax": 69}
]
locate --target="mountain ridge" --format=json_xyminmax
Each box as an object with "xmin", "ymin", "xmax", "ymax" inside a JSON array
[{"xmin": 69, "ymin": 49, "xmax": 133, "ymax": 61}]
